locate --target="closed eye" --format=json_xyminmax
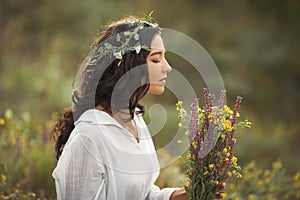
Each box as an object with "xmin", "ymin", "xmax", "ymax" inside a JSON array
[{"xmin": 152, "ymin": 60, "xmax": 160, "ymax": 63}]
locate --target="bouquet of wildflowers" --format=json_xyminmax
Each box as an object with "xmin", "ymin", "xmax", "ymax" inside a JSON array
[{"xmin": 176, "ymin": 88, "xmax": 251, "ymax": 200}]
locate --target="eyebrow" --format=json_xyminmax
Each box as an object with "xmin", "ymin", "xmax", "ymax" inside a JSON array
[
  {"xmin": 149, "ymin": 52, "xmax": 162, "ymax": 57},
  {"xmin": 149, "ymin": 50, "xmax": 166, "ymax": 57}
]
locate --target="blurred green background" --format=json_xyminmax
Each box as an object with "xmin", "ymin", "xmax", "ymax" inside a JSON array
[{"xmin": 1, "ymin": 0, "xmax": 300, "ymax": 199}]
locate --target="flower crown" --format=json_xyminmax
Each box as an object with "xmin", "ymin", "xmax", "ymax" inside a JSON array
[{"xmin": 89, "ymin": 12, "xmax": 158, "ymax": 67}]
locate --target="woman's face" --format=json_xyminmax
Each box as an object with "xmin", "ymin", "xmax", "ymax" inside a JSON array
[{"xmin": 146, "ymin": 35, "xmax": 172, "ymax": 95}]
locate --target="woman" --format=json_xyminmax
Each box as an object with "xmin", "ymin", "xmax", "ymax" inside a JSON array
[{"xmin": 51, "ymin": 15, "xmax": 221, "ymax": 200}]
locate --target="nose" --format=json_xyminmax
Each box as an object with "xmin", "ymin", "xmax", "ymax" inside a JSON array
[{"xmin": 162, "ymin": 58, "xmax": 172, "ymax": 73}]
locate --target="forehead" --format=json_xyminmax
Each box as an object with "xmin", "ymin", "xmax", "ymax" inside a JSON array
[{"xmin": 150, "ymin": 35, "xmax": 165, "ymax": 51}]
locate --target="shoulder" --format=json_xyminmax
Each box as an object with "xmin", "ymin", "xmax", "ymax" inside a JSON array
[
  {"xmin": 57, "ymin": 128, "xmax": 103, "ymax": 165},
  {"xmin": 73, "ymin": 109, "xmax": 118, "ymax": 136}
]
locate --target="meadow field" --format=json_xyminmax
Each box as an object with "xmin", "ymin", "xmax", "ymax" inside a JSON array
[{"xmin": 1, "ymin": 0, "xmax": 299, "ymax": 199}]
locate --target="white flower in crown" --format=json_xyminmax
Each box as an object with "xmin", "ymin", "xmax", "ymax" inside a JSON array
[
  {"xmin": 113, "ymin": 51, "xmax": 122, "ymax": 59},
  {"xmin": 134, "ymin": 45, "xmax": 141, "ymax": 54}
]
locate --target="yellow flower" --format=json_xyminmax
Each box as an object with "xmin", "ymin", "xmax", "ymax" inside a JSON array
[
  {"xmin": 178, "ymin": 108, "xmax": 183, "ymax": 115},
  {"xmin": 199, "ymin": 112, "xmax": 204, "ymax": 118},
  {"xmin": 186, "ymin": 154, "xmax": 191, "ymax": 159},
  {"xmin": 244, "ymin": 120, "xmax": 252, "ymax": 128},
  {"xmin": 226, "ymin": 153, "xmax": 230, "ymax": 157},
  {"xmin": 223, "ymin": 119, "xmax": 232, "ymax": 130},
  {"xmin": 232, "ymin": 156, "xmax": 238, "ymax": 165},
  {"xmin": 204, "ymin": 171, "xmax": 209, "ymax": 175},
  {"xmin": 272, "ymin": 160, "xmax": 282, "ymax": 170},
  {"xmin": 208, "ymin": 114, "xmax": 212, "ymax": 119},
  {"xmin": 191, "ymin": 141, "xmax": 197, "ymax": 147},
  {"xmin": 176, "ymin": 101, "xmax": 183, "ymax": 111},
  {"xmin": 294, "ymin": 172, "xmax": 300, "ymax": 181},
  {"xmin": 247, "ymin": 161, "xmax": 255, "ymax": 169},
  {"xmin": 1, "ymin": 174, "xmax": 7, "ymax": 182},
  {"xmin": 224, "ymin": 105, "xmax": 233, "ymax": 115},
  {"xmin": 177, "ymin": 122, "xmax": 182, "ymax": 127},
  {"xmin": 221, "ymin": 134, "xmax": 226, "ymax": 139},
  {"xmin": 265, "ymin": 178, "xmax": 270, "ymax": 184},
  {"xmin": 237, "ymin": 174, "xmax": 243, "ymax": 178},
  {"xmin": 248, "ymin": 194, "xmax": 257, "ymax": 200},
  {"xmin": 223, "ymin": 148, "xmax": 228, "ymax": 153},
  {"xmin": 264, "ymin": 169, "xmax": 270, "ymax": 177},
  {"xmin": 209, "ymin": 164, "xmax": 214, "ymax": 169},
  {"xmin": 176, "ymin": 101, "xmax": 183, "ymax": 107},
  {"xmin": 177, "ymin": 139, "xmax": 183, "ymax": 144},
  {"xmin": 11, "ymin": 137, "xmax": 16, "ymax": 145},
  {"xmin": 0, "ymin": 118, "xmax": 5, "ymax": 125},
  {"xmin": 215, "ymin": 180, "xmax": 219, "ymax": 185},
  {"xmin": 184, "ymin": 131, "xmax": 189, "ymax": 135}
]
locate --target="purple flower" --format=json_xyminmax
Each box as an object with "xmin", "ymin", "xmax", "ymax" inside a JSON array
[
  {"xmin": 181, "ymin": 89, "xmax": 248, "ymax": 200},
  {"xmin": 189, "ymin": 98, "xmax": 199, "ymax": 144},
  {"xmin": 218, "ymin": 90, "xmax": 226, "ymax": 109},
  {"xmin": 199, "ymin": 122, "xmax": 216, "ymax": 158}
]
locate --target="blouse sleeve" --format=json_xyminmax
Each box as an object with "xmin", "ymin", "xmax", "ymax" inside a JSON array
[
  {"xmin": 146, "ymin": 184, "xmax": 179, "ymax": 200},
  {"xmin": 52, "ymin": 133, "xmax": 106, "ymax": 200}
]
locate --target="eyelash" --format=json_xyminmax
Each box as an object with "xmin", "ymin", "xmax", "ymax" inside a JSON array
[{"xmin": 152, "ymin": 60, "xmax": 160, "ymax": 63}]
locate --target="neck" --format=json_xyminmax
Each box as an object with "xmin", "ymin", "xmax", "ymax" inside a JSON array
[
  {"xmin": 95, "ymin": 105, "xmax": 138, "ymax": 142},
  {"xmin": 95, "ymin": 105, "xmax": 132, "ymax": 123}
]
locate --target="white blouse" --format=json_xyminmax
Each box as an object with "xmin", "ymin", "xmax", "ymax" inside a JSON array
[{"xmin": 52, "ymin": 109, "xmax": 178, "ymax": 200}]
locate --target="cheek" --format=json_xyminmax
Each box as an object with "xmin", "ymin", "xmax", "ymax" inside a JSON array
[
  {"xmin": 147, "ymin": 64, "xmax": 153, "ymax": 81},
  {"xmin": 148, "ymin": 64, "xmax": 160, "ymax": 82}
]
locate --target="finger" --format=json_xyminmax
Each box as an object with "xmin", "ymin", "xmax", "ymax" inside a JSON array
[
  {"xmin": 220, "ymin": 182, "xmax": 226, "ymax": 191},
  {"xmin": 226, "ymin": 172, "xmax": 232, "ymax": 179},
  {"xmin": 215, "ymin": 192, "xmax": 224, "ymax": 199}
]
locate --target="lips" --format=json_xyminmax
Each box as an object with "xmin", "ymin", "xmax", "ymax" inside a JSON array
[{"xmin": 158, "ymin": 77, "xmax": 167, "ymax": 85}]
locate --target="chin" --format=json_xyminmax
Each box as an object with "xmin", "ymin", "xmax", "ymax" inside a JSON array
[{"xmin": 147, "ymin": 85, "xmax": 165, "ymax": 95}]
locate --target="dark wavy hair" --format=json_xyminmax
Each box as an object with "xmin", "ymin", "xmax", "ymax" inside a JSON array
[{"xmin": 50, "ymin": 16, "xmax": 160, "ymax": 160}]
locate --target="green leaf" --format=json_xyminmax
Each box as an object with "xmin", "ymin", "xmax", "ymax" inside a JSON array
[
  {"xmin": 116, "ymin": 34, "xmax": 121, "ymax": 42},
  {"xmin": 104, "ymin": 42, "xmax": 112, "ymax": 48},
  {"xmin": 141, "ymin": 45, "xmax": 150, "ymax": 51},
  {"xmin": 201, "ymin": 182, "xmax": 206, "ymax": 198},
  {"xmin": 184, "ymin": 185, "xmax": 192, "ymax": 199},
  {"xmin": 124, "ymin": 31, "xmax": 131, "ymax": 37},
  {"xmin": 134, "ymin": 34, "xmax": 139, "ymax": 40},
  {"xmin": 143, "ymin": 11, "xmax": 153, "ymax": 23}
]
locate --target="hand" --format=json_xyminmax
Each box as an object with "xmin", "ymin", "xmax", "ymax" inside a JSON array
[
  {"xmin": 170, "ymin": 188, "xmax": 190, "ymax": 200},
  {"xmin": 214, "ymin": 182, "xmax": 226, "ymax": 199},
  {"xmin": 214, "ymin": 172, "xmax": 231, "ymax": 199}
]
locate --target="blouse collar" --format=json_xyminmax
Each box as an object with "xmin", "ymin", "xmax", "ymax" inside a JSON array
[
  {"xmin": 74, "ymin": 109, "xmax": 140, "ymax": 129},
  {"xmin": 74, "ymin": 109, "xmax": 119, "ymax": 127}
]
